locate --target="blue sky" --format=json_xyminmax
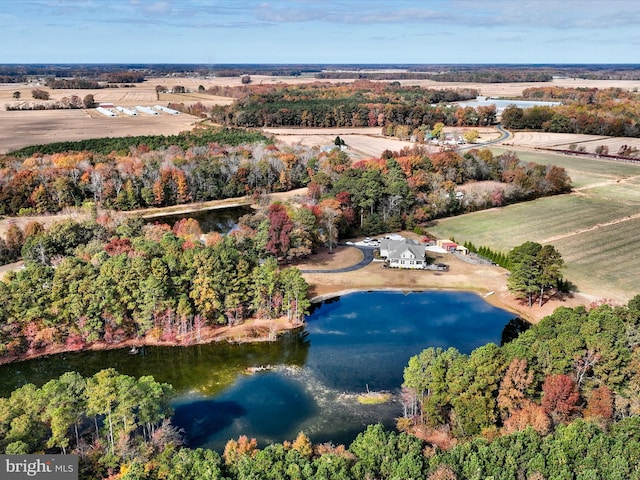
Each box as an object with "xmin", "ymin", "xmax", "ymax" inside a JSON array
[{"xmin": 4, "ymin": 0, "xmax": 639, "ymax": 64}]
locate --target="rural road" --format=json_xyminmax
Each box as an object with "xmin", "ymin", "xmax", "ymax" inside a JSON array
[{"xmin": 459, "ymin": 124, "xmax": 511, "ymax": 151}]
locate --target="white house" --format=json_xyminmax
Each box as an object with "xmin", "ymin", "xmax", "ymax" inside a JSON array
[{"xmin": 379, "ymin": 238, "xmax": 427, "ymax": 269}]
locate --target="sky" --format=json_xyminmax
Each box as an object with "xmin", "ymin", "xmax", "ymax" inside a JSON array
[{"xmin": 3, "ymin": 0, "xmax": 640, "ymax": 64}]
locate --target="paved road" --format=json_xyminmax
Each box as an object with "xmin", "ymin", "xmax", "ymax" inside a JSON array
[
  {"xmin": 299, "ymin": 245, "xmax": 375, "ymax": 273},
  {"xmin": 458, "ymin": 124, "xmax": 512, "ymax": 151}
]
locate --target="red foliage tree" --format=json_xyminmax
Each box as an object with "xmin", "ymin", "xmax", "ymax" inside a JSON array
[
  {"xmin": 104, "ymin": 238, "xmax": 134, "ymax": 256},
  {"xmin": 266, "ymin": 203, "xmax": 293, "ymax": 258},
  {"xmin": 541, "ymin": 374, "xmax": 580, "ymax": 423}
]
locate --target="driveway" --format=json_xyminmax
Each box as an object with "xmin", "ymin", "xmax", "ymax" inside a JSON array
[{"xmin": 299, "ymin": 245, "xmax": 375, "ymax": 273}]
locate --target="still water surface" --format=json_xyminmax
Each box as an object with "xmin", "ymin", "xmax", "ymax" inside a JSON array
[
  {"xmin": 146, "ymin": 205, "xmax": 252, "ymax": 234},
  {"xmin": 0, "ymin": 290, "xmax": 517, "ymax": 451}
]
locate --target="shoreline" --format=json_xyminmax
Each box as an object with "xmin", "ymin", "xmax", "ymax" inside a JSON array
[
  {"xmin": 0, "ymin": 284, "xmax": 534, "ymax": 368},
  {"xmin": 310, "ymin": 285, "xmax": 536, "ymax": 323},
  {"xmin": 300, "ymin": 242, "xmax": 592, "ymax": 325},
  {"xmin": 0, "ymin": 317, "xmax": 304, "ymax": 367}
]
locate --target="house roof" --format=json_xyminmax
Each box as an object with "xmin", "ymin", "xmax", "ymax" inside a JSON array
[{"xmin": 380, "ymin": 238, "xmax": 425, "ymax": 260}]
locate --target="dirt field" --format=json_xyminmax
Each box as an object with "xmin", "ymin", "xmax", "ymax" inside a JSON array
[
  {"xmin": 503, "ymin": 131, "xmax": 640, "ymax": 155},
  {"xmin": 264, "ymin": 126, "xmax": 502, "ymax": 160},
  {"xmin": 0, "ymin": 77, "xmax": 235, "ymax": 154},
  {"xmin": 0, "ymin": 108, "xmax": 201, "ymax": 154}
]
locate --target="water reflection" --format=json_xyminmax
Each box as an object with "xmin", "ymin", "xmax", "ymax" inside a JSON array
[
  {"xmin": 0, "ymin": 329, "xmax": 309, "ymax": 397},
  {"xmin": 0, "ymin": 290, "xmax": 517, "ymax": 451},
  {"xmin": 146, "ymin": 205, "xmax": 252, "ymax": 234}
]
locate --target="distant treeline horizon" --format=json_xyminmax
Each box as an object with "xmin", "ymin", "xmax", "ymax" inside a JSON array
[{"xmin": 2, "ymin": 63, "xmax": 640, "ymax": 83}]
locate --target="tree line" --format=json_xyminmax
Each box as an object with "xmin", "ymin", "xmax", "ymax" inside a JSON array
[
  {"xmin": 308, "ymin": 147, "xmax": 571, "ymax": 239},
  {"xmin": 0, "ymin": 128, "xmax": 310, "ymax": 216},
  {"xmin": 501, "ymin": 87, "xmax": 640, "ymax": 139},
  {"xmin": 316, "ymin": 69, "xmax": 553, "ymax": 83},
  {"xmin": 401, "ymin": 295, "xmax": 640, "ymax": 457},
  {"xmin": 0, "ymin": 216, "xmax": 310, "ymax": 360},
  {"xmin": 207, "ymin": 81, "xmax": 481, "ymax": 128},
  {"xmin": 9, "ymin": 127, "xmax": 269, "ymax": 157}
]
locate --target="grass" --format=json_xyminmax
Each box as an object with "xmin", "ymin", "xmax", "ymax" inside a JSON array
[
  {"xmin": 552, "ymin": 218, "xmax": 640, "ymax": 300},
  {"xmin": 428, "ymin": 150, "xmax": 640, "ymax": 303},
  {"xmin": 357, "ymin": 391, "xmax": 392, "ymax": 405},
  {"xmin": 430, "ymin": 195, "xmax": 634, "ymax": 250}
]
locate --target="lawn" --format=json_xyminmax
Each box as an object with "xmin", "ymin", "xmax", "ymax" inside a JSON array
[{"xmin": 428, "ymin": 150, "xmax": 640, "ymax": 303}]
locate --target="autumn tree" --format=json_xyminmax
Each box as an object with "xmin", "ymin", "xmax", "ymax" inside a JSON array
[
  {"xmin": 541, "ymin": 374, "xmax": 580, "ymax": 424},
  {"xmin": 3, "ymin": 223, "xmax": 25, "ymax": 263},
  {"xmin": 223, "ymin": 435, "xmax": 258, "ymax": 467},
  {"xmin": 583, "ymin": 385, "xmax": 613, "ymax": 424},
  {"xmin": 266, "ymin": 202, "xmax": 293, "ymax": 259},
  {"xmin": 431, "ymin": 122, "xmax": 445, "ymax": 139},
  {"xmin": 463, "ymin": 129, "xmax": 480, "ymax": 144},
  {"xmin": 291, "ymin": 431, "xmax": 313, "ymax": 457},
  {"xmin": 503, "ymin": 401, "xmax": 551, "ymax": 435},
  {"xmin": 497, "ymin": 358, "xmax": 534, "ymax": 420},
  {"xmin": 82, "ymin": 94, "xmax": 96, "ymax": 108}
]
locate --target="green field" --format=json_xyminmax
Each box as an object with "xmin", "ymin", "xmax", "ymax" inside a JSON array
[
  {"xmin": 429, "ymin": 149, "xmax": 640, "ymax": 302},
  {"xmin": 491, "ymin": 148, "xmax": 640, "ymax": 189}
]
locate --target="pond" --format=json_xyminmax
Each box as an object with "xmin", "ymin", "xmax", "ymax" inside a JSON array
[
  {"xmin": 0, "ymin": 290, "xmax": 520, "ymax": 451},
  {"xmin": 457, "ymin": 96, "xmax": 562, "ymax": 115},
  {"xmin": 145, "ymin": 205, "xmax": 252, "ymax": 234}
]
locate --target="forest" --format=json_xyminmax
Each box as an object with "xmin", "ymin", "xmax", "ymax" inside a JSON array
[
  {"xmin": 500, "ymin": 87, "xmax": 640, "ymax": 139},
  {"xmin": 0, "ymin": 128, "xmax": 301, "ymax": 216},
  {"xmin": 315, "ymin": 69, "xmax": 554, "ymax": 83},
  {"xmin": 4, "ymin": 299, "xmax": 640, "ymax": 479},
  {"xmin": 0, "ymin": 142, "xmax": 570, "ymax": 266},
  {"xmin": 0, "ymin": 213, "xmax": 311, "ymax": 360},
  {"xmin": 206, "ymin": 81, "xmax": 486, "ymax": 128}
]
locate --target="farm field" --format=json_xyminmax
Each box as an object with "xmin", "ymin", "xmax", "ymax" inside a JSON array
[
  {"xmin": 264, "ymin": 126, "xmax": 501, "ymax": 161},
  {"xmin": 491, "ymin": 147, "xmax": 640, "ymax": 188},
  {"xmin": 504, "ymin": 131, "xmax": 640, "ymax": 157},
  {"xmin": 3, "ymin": 74, "xmax": 640, "ymax": 155},
  {"xmin": 0, "ymin": 108, "xmax": 199, "ymax": 154},
  {"xmin": 428, "ymin": 152, "xmax": 640, "ymax": 303}
]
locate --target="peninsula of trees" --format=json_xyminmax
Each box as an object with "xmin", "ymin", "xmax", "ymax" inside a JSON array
[{"xmin": 0, "ymin": 215, "xmax": 310, "ymax": 361}]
